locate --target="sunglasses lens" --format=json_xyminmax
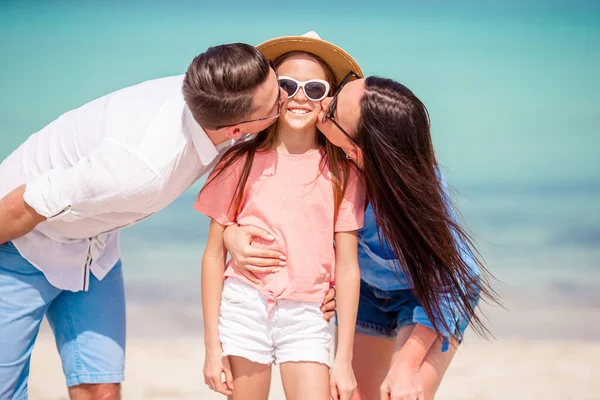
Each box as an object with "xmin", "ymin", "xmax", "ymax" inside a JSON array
[
  {"xmin": 279, "ymin": 79, "xmax": 298, "ymax": 97},
  {"xmin": 304, "ymin": 82, "xmax": 328, "ymax": 101}
]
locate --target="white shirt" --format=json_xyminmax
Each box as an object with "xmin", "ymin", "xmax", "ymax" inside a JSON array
[{"xmin": 0, "ymin": 75, "xmax": 232, "ymax": 291}]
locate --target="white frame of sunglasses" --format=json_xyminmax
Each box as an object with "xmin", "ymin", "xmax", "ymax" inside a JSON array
[{"xmin": 278, "ymin": 76, "xmax": 331, "ymax": 101}]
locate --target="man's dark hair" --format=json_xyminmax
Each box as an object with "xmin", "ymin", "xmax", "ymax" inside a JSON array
[{"xmin": 182, "ymin": 43, "xmax": 271, "ymax": 129}]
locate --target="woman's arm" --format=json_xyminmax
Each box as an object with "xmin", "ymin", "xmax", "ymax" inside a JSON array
[
  {"xmin": 379, "ymin": 320, "xmax": 438, "ymax": 400},
  {"xmin": 392, "ymin": 324, "xmax": 437, "ymax": 371},
  {"xmin": 330, "ymin": 230, "xmax": 361, "ymax": 400},
  {"xmin": 201, "ymin": 218, "xmax": 233, "ymax": 396}
]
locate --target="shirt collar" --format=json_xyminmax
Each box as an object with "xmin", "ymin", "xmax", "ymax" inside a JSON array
[{"xmin": 183, "ymin": 105, "xmax": 232, "ymax": 165}]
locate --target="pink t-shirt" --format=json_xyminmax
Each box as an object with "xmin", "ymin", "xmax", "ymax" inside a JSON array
[{"xmin": 195, "ymin": 148, "xmax": 365, "ymax": 306}]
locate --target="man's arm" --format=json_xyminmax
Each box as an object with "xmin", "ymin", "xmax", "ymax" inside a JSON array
[
  {"xmin": 0, "ymin": 185, "xmax": 46, "ymax": 245},
  {"xmin": 223, "ymin": 224, "xmax": 338, "ymax": 320},
  {"xmin": 222, "ymin": 224, "xmax": 286, "ymax": 284},
  {"xmin": 1, "ymin": 138, "xmax": 160, "ymax": 246},
  {"xmin": 21, "ymin": 139, "xmax": 161, "ymax": 229}
]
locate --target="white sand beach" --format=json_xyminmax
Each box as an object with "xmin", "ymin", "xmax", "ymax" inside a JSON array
[
  {"xmin": 29, "ymin": 336, "xmax": 600, "ymax": 400},
  {"xmin": 25, "ymin": 293, "xmax": 600, "ymax": 399},
  {"xmin": 29, "ymin": 318, "xmax": 600, "ymax": 400}
]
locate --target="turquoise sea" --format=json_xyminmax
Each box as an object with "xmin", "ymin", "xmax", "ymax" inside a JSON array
[{"xmin": 1, "ymin": 1, "xmax": 599, "ymax": 338}]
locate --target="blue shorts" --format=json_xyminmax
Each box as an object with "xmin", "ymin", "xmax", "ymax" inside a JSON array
[
  {"xmin": 355, "ymin": 279, "xmax": 476, "ymax": 345},
  {"xmin": 0, "ymin": 241, "xmax": 126, "ymax": 399}
]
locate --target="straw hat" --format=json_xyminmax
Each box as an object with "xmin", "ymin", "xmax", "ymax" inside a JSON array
[{"xmin": 256, "ymin": 31, "xmax": 363, "ymax": 86}]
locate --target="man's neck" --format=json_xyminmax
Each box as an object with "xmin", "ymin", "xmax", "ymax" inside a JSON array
[
  {"xmin": 184, "ymin": 106, "xmax": 232, "ymax": 147},
  {"xmin": 203, "ymin": 128, "xmax": 230, "ymax": 147}
]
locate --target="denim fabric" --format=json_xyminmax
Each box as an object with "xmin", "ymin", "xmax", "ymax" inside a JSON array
[
  {"xmin": 355, "ymin": 280, "xmax": 478, "ymax": 351},
  {"xmin": 0, "ymin": 242, "xmax": 126, "ymax": 399},
  {"xmin": 355, "ymin": 171, "xmax": 480, "ymax": 350}
]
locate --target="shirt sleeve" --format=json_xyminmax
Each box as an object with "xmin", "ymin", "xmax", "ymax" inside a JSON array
[
  {"xmin": 411, "ymin": 169, "xmax": 481, "ymax": 351},
  {"xmin": 334, "ymin": 168, "xmax": 366, "ymax": 233},
  {"xmin": 23, "ymin": 138, "xmax": 162, "ymax": 222},
  {"xmin": 194, "ymin": 157, "xmax": 244, "ymax": 225}
]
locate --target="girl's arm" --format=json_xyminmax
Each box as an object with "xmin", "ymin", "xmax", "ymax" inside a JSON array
[
  {"xmin": 202, "ymin": 218, "xmax": 233, "ymax": 396},
  {"xmin": 202, "ymin": 218, "xmax": 226, "ymax": 350},
  {"xmin": 330, "ymin": 230, "xmax": 361, "ymax": 400},
  {"xmin": 333, "ymin": 230, "xmax": 361, "ymax": 361}
]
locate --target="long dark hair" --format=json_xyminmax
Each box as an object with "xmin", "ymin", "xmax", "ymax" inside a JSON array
[
  {"xmin": 201, "ymin": 52, "xmax": 357, "ymax": 223},
  {"xmin": 357, "ymin": 76, "xmax": 496, "ymax": 338}
]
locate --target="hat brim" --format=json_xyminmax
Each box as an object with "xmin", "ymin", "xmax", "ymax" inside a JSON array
[{"xmin": 256, "ymin": 36, "xmax": 363, "ymax": 86}]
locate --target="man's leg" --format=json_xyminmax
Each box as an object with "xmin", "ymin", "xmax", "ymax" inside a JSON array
[
  {"xmin": 0, "ymin": 242, "xmax": 61, "ymax": 399},
  {"xmin": 46, "ymin": 260, "xmax": 126, "ymax": 400}
]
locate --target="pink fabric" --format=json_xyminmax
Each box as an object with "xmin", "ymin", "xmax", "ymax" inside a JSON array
[{"xmin": 195, "ymin": 148, "xmax": 365, "ymax": 308}]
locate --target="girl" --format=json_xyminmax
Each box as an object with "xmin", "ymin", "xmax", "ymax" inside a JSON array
[
  {"xmin": 195, "ymin": 37, "xmax": 366, "ymax": 400},
  {"xmin": 226, "ymin": 34, "xmax": 497, "ymax": 400}
]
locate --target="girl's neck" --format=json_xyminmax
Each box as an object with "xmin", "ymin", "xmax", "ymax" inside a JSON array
[{"xmin": 273, "ymin": 124, "xmax": 319, "ymax": 155}]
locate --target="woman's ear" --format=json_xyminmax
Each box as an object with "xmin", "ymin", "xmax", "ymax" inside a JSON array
[
  {"xmin": 346, "ymin": 146, "xmax": 359, "ymax": 160},
  {"xmin": 348, "ymin": 146, "xmax": 364, "ymax": 169}
]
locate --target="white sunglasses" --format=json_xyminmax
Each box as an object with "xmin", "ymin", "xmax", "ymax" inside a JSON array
[{"xmin": 278, "ymin": 76, "xmax": 331, "ymax": 102}]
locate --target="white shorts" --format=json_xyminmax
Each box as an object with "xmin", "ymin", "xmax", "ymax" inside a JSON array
[{"xmin": 219, "ymin": 278, "xmax": 333, "ymax": 367}]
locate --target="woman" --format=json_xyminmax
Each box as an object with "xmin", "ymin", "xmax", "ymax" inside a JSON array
[{"xmin": 224, "ymin": 33, "xmax": 495, "ymax": 400}]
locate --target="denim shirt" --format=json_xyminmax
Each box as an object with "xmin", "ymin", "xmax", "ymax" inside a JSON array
[{"xmin": 357, "ymin": 172, "xmax": 480, "ymax": 347}]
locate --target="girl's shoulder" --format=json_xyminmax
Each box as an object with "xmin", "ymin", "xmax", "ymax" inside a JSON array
[{"xmin": 213, "ymin": 148, "xmax": 274, "ymax": 175}]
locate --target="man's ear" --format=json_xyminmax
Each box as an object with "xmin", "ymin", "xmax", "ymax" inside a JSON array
[{"xmin": 223, "ymin": 126, "xmax": 244, "ymax": 140}]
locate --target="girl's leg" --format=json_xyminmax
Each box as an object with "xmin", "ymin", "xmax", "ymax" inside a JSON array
[
  {"xmin": 228, "ymin": 356, "xmax": 272, "ymax": 400},
  {"xmin": 280, "ymin": 362, "xmax": 330, "ymax": 400}
]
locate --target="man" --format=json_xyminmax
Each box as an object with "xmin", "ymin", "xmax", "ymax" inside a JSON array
[{"xmin": 0, "ymin": 43, "xmax": 285, "ymax": 400}]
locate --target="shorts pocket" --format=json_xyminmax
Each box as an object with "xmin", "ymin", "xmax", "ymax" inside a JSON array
[
  {"xmin": 221, "ymin": 279, "xmax": 257, "ymax": 306},
  {"xmin": 299, "ymin": 301, "xmax": 325, "ymax": 318}
]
